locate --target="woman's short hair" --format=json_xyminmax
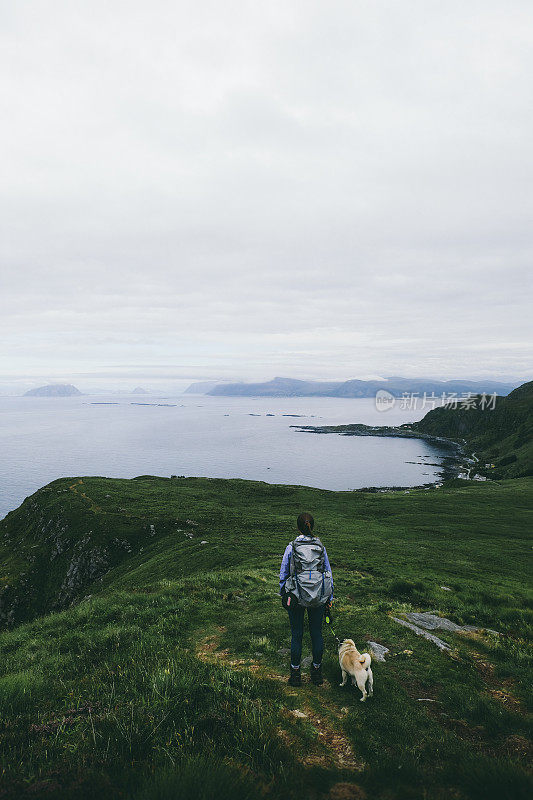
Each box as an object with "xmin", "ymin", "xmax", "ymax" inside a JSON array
[{"xmin": 297, "ymin": 512, "xmax": 314, "ymax": 535}]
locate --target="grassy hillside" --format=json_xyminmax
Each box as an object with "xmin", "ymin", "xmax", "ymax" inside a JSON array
[
  {"xmin": 0, "ymin": 476, "xmax": 532, "ymax": 799},
  {"xmin": 413, "ymin": 381, "xmax": 533, "ymax": 479}
]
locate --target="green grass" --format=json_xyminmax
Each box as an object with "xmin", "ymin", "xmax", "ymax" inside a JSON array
[
  {"xmin": 0, "ymin": 475, "xmax": 532, "ymax": 798},
  {"xmin": 414, "ymin": 380, "xmax": 533, "ymax": 479}
]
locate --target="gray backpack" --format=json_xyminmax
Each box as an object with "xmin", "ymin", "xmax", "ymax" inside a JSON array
[{"xmin": 283, "ymin": 536, "xmax": 332, "ymax": 608}]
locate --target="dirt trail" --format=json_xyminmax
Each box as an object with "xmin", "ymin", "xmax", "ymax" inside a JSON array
[
  {"xmin": 196, "ymin": 628, "xmax": 365, "ymax": 774},
  {"xmin": 68, "ymin": 479, "xmax": 101, "ymax": 514},
  {"xmin": 467, "ymin": 645, "xmax": 524, "ymax": 713},
  {"xmin": 287, "ymin": 703, "xmax": 365, "ymax": 772}
]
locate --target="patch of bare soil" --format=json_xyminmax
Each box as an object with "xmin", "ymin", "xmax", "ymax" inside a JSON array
[
  {"xmin": 327, "ymin": 783, "xmax": 367, "ymax": 800},
  {"xmin": 29, "ymin": 704, "xmax": 100, "ymax": 735},
  {"xmin": 295, "ymin": 704, "xmax": 365, "ymax": 772},
  {"xmin": 196, "ymin": 628, "xmax": 364, "ymax": 774},
  {"xmin": 468, "ymin": 648, "xmax": 523, "ymax": 713},
  {"xmin": 503, "ymin": 734, "xmax": 533, "ymax": 760},
  {"xmin": 68, "ymin": 480, "xmax": 102, "ymax": 514},
  {"xmin": 195, "ymin": 627, "xmax": 226, "ymax": 658}
]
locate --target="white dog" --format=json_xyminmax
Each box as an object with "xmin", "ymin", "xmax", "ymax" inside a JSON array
[{"xmin": 338, "ymin": 638, "xmax": 374, "ymax": 701}]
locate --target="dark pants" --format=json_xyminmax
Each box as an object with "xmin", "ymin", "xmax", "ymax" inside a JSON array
[{"xmin": 287, "ymin": 603, "xmax": 324, "ymax": 667}]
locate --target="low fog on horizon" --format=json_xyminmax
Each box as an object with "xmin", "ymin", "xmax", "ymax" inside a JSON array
[{"xmin": 1, "ymin": 1, "xmax": 532, "ymax": 390}]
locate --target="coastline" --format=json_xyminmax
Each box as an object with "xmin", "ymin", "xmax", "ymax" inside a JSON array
[{"xmin": 290, "ymin": 422, "xmax": 475, "ymax": 490}]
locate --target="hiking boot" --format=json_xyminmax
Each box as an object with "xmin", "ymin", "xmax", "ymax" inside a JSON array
[
  {"xmin": 288, "ymin": 666, "xmax": 302, "ymax": 687},
  {"xmin": 310, "ymin": 664, "xmax": 323, "ymax": 685}
]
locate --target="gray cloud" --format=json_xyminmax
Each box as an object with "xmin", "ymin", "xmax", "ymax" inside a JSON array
[{"xmin": 1, "ymin": 0, "xmax": 532, "ymax": 384}]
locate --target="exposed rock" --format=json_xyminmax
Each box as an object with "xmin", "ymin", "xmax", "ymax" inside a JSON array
[
  {"xmin": 277, "ymin": 647, "xmax": 290, "ymax": 656},
  {"xmin": 405, "ymin": 612, "xmax": 479, "ymax": 633},
  {"xmin": 112, "ymin": 538, "xmax": 132, "ymax": 553},
  {"xmin": 56, "ymin": 536, "xmax": 109, "ymax": 607},
  {"xmin": 367, "ymin": 642, "xmax": 389, "ymax": 662},
  {"xmin": 291, "ymin": 709, "xmax": 307, "ymax": 719},
  {"xmin": 301, "ymin": 656, "xmax": 313, "ymax": 668},
  {"xmin": 392, "ymin": 616, "xmax": 451, "ymax": 651},
  {"xmin": 405, "ymin": 612, "xmax": 463, "ymax": 632},
  {"xmin": 49, "ymin": 528, "xmax": 69, "ymax": 560}
]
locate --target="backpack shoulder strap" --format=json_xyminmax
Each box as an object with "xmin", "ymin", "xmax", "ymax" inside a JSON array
[
  {"xmin": 289, "ymin": 541, "xmax": 296, "ymax": 577},
  {"xmin": 290, "ymin": 538, "xmax": 307, "ymax": 573},
  {"xmin": 313, "ymin": 537, "xmax": 326, "ymax": 571}
]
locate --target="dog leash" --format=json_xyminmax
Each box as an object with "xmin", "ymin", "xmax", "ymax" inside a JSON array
[
  {"xmin": 328, "ymin": 627, "xmax": 342, "ymax": 646},
  {"xmin": 325, "ymin": 610, "xmax": 342, "ymax": 646}
]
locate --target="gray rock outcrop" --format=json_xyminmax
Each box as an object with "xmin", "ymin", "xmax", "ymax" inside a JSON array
[
  {"xmin": 56, "ymin": 535, "xmax": 109, "ymax": 607},
  {"xmin": 404, "ymin": 612, "xmax": 479, "ymax": 633},
  {"xmin": 367, "ymin": 642, "xmax": 390, "ymax": 662},
  {"xmin": 392, "ymin": 617, "xmax": 451, "ymax": 651}
]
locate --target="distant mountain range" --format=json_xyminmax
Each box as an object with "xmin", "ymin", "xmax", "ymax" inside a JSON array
[
  {"xmin": 184, "ymin": 380, "xmax": 223, "ymax": 394},
  {"xmin": 195, "ymin": 376, "xmax": 519, "ymax": 398},
  {"xmin": 23, "ymin": 384, "xmax": 82, "ymax": 397}
]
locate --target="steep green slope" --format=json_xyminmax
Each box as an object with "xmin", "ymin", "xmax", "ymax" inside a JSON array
[
  {"xmin": 0, "ymin": 476, "xmax": 532, "ymax": 799},
  {"xmin": 413, "ymin": 381, "xmax": 533, "ymax": 478},
  {"xmin": 0, "ymin": 476, "xmax": 184, "ymax": 627}
]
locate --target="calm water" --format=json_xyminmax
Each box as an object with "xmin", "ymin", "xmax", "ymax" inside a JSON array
[{"xmin": 0, "ymin": 394, "xmax": 451, "ymax": 520}]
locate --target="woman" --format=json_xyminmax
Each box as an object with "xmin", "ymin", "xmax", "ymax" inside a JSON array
[{"xmin": 279, "ymin": 512, "xmax": 333, "ymax": 686}]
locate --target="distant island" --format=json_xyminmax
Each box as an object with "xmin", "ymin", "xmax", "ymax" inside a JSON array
[
  {"xmin": 131, "ymin": 387, "xmax": 149, "ymax": 394},
  {"xmin": 188, "ymin": 375, "xmax": 519, "ymax": 398},
  {"xmin": 23, "ymin": 383, "xmax": 82, "ymax": 397}
]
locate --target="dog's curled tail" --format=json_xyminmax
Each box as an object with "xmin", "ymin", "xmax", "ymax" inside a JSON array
[{"xmin": 359, "ymin": 653, "xmax": 371, "ymax": 670}]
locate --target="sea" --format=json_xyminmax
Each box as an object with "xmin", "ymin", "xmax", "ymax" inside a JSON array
[{"xmin": 0, "ymin": 394, "xmax": 455, "ymax": 520}]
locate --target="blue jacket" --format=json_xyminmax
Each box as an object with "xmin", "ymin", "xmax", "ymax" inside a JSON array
[{"xmin": 279, "ymin": 534, "xmax": 333, "ymax": 597}]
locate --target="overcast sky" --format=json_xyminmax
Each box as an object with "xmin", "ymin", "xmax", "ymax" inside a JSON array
[{"xmin": 1, "ymin": 0, "xmax": 531, "ymax": 389}]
